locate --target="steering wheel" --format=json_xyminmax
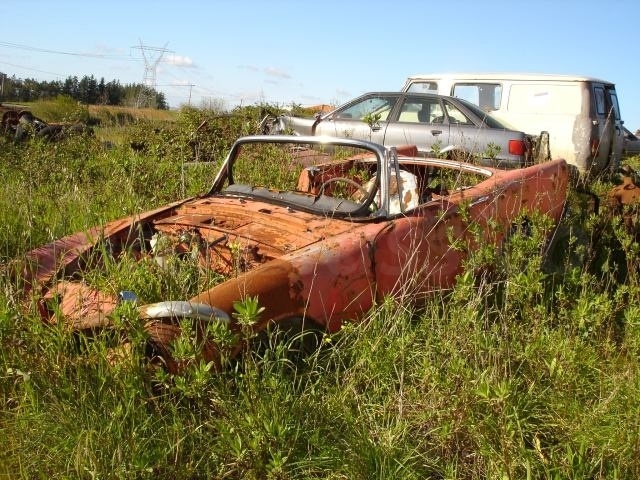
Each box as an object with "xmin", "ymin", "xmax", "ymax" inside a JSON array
[{"xmin": 318, "ymin": 176, "xmax": 378, "ymax": 209}]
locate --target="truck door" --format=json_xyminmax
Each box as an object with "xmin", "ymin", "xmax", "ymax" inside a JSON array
[
  {"xmin": 606, "ymin": 87, "xmax": 624, "ymax": 171},
  {"xmin": 593, "ymin": 84, "xmax": 624, "ymax": 172}
]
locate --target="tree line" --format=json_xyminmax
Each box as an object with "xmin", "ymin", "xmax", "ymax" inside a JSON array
[{"xmin": 0, "ymin": 73, "xmax": 168, "ymax": 109}]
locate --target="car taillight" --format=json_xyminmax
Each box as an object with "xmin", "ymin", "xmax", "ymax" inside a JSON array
[
  {"xmin": 509, "ymin": 139, "xmax": 526, "ymax": 156},
  {"xmin": 591, "ymin": 138, "xmax": 600, "ymax": 157}
]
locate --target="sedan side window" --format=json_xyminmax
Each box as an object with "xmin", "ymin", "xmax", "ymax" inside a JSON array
[
  {"xmin": 398, "ymin": 100, "xmax": 422, "ymax": 123},
  {"xmin": 399, "ymin": 97, "xmax": 444, "ymax": 124},
  {"xmin": 443, "ymin": 101, "xmax": 473, "ymax": 125},
  {"xmin": 334, "ymin": 95, "xmax": 398, "ymax": 122}
]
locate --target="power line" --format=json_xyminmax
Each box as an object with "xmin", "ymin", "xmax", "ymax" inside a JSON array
[
  {"xmin": 1, "ymin": 39, "xmax": 255, "ymax": 109},
  {"xmin": 0, "ymin": 60, "xmax": 64, "ymax": 77},
  {"xmin": 0, "ymin": 41, "xmax": 138, "ymax": 60}
]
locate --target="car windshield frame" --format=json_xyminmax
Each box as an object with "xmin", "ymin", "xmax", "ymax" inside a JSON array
[
  {"xmin": 209, "ymin": 135, "xmax": 387, "ymax": 218},
  {"xmin": 209, "ymin": 135, "xmax": 498, "ymax": 220}
]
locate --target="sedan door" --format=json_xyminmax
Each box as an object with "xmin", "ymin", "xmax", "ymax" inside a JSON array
[
  {"xmin": 382, "ymin": 95, "xmax": 450, "ymax": 156},
  {"xmin": 439, "ymin": 99, "xmax": 491, "ymax": 157},
  {"xmin": 314, "ymin": 93, "xmax": 400, "ymax": 144}
]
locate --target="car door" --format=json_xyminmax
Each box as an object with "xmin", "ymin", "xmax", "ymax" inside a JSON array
[
  {"xmin": 372, "ymin": 201, "xmax": 469, "ymax": 299},
  {"xmin": 382, "ymin": 94, "xmax": 450, "ymax": 156},
  {"xmin": 314, "ymin": 93, "xmax": 399, "ymax": 144}
]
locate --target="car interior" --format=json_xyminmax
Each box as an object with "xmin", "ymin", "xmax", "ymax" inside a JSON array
[{"xmin": 223, "ymin": 141, "xmax": 491, "ymax": 217}]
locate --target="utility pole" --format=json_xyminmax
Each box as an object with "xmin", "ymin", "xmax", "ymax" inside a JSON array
[
  {"xmin": 131, "ymin": 41, "xmax": 173, "ymax": 108},
  {"xmin": 0, "ymin": 72, "xmax": 5, "ymax": 101},
  {"xmin": 185, "ymin": 83, "xmax": 196, "ymax": 106}
]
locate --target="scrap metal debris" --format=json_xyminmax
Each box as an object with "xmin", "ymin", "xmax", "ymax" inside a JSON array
[
  {"xmin": 607, "ymin": 165, "xmax": 640, "ymax": 235},
  {"xmin": 1, "ymin": 104, "xmax": 92, "ymax": 141}
]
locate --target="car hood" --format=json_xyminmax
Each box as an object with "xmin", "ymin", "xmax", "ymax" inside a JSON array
[
  {"xmin": 22, "ymin": 194, "xmax": 368, "ymax": 289},
  {"xmin": 150, "ymin": 195, "xmax": 363, "ymax": 267}
]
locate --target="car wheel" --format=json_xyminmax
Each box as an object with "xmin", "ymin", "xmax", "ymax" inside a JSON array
[
  {"xmin": 36, "ymin": 124, "xmax": 63, "ymax": 140},
  {"xmin": 143, "ymin": 319, "xmax": 222, "ymax": 374},
  {"xmin": 254, "ymin": 316, "xmax": 325, "ymax": 366},
  {"xmin": 144, "ymin": 320, "xmax": 182, "ymax": 373}
]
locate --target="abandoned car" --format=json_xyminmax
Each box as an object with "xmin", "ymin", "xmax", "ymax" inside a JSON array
[
  {"xmin": 623, "ymin": 127, "xmax": 640, "ymax": 158},
  {"xmin": 1, "ymin": 106, "xmax": 92, "ymax": 141},
  {"xmin": 21, "ymin": 135, "xmax": 568, "ymax": 371},
  {"xmin": 264, "ymin": 92, "xmax": 533, "ymax": 168}
]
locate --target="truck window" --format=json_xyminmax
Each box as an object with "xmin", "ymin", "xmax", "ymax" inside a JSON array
[
  {"xmin": 406, "ymin": 81, "xmax": 438, "ymax": 93},
  {"xmin": 452, "ymin": 83, "xmax": 502, "ymax": 111},
  {"xmin": 606, "ymin": 88, "xmax": 621, "ymax": 121},
  {"xmin": 594, "ymin": 87, "xmax": 606, "ymax": 115}
]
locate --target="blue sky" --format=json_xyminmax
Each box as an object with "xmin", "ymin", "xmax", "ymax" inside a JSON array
[{"xmin": 2, "ymin": 0, "xmax": 639, "ymax": 129}]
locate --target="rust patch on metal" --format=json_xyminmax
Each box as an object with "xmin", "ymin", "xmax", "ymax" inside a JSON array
[
  {"xmin": 38, "ymin": 280, "xmax": 118, "ymax": 330},
  {"xmin": 189, "ymin": 259, "xmax": 305, "ymax": 322},
  {"xmin": 608, "ymin": 166, "xmax": 640, "ymax": 235},
  {"xmin": 608, "ymin": 167, "xmax": 640, "ymax": 207},
  {"xmin": 143, "ymin": 320, "xmax": 225, "ymax": 374}
]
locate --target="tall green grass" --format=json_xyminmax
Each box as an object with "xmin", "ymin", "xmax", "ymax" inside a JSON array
[
  {"xmin": 1, "ymin": 117, "xmax": 639, "ymax": 478},
  {"xmin": 0, "ymin": 134, "xmax": 218, "ymax": 262}
]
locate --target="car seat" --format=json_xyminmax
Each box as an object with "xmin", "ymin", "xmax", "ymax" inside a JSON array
[
  {"xmin": 417, "ymin": 105, "xmax": 429, "ymax": 123},
  {"xmin": 360, "ymin": 169, "xmax": 419, "ymax": 215}
]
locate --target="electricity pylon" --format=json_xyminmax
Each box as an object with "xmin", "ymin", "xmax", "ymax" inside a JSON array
[{"xmin": 131, "ymin": 40, "xmax": 173, "ymax": 108}]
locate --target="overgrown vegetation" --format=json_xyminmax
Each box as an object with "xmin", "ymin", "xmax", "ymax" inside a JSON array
[{"xmin": 1, "ymin": 100, "xmax": 639, "ymax": 478}]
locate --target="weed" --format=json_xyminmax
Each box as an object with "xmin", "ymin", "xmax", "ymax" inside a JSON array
[{"xmin": 1, "ymin": 105, "xmax": 640, "ymax": 478}]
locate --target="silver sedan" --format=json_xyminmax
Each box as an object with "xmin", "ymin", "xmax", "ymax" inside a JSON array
[{"xmin": 268, "ymin": 92, "xmax": 532, "ymax": 167}]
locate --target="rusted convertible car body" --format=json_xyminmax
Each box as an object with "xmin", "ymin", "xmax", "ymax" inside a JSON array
[{"xmin": 22, "ymin": 135, "xmax": 568, "ymax": 369}]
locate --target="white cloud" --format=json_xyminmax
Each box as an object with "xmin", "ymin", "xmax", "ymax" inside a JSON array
[
  {"xmin": 263, "ymin": 67, "xmax": 290, "ymax": 79},
  {"xmin": 170, "ymin": 79, "xmax": 194, "ymax": 86},
  {"xmin": 94, "ymin": 43, "xmax": 124, "ymax": 55},
  {"xmin": 238, "ymin": 64, "xmax": 260, "ymax": 72},
  {"xmin": 165, "ymin": 54, "xmax": 195, "ymax": 67}
]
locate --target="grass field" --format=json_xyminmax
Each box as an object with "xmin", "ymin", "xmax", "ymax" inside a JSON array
[{"xmin": 1, "ymin": 102, "xmax": 639, "ymax": 479}]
